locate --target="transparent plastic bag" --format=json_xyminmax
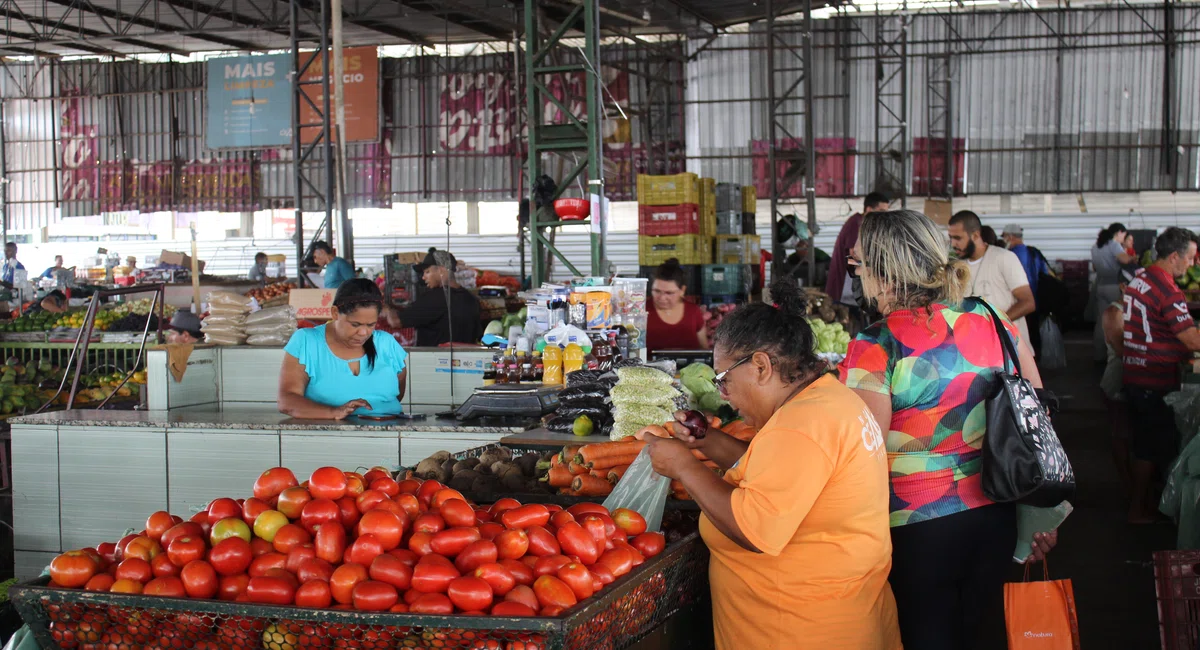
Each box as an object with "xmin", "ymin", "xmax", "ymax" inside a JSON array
[
  {"xmin": 245, "ymin": 322, "xmax": 297, "ymax": 338},
  {"xmin": 207, "ymin": 290, "xmax": 254, "ymax": 309},
  {"xmin": 612, "ymin": 403, "xmax": 674, "ymax": 426},
  {"xmin": 1039, "ymin": 317, "xmax": 1067, "ymax": 370},
  {"xmin": 609, "ymin": 382, "xmax": 680, "ymax": 404},
  {"xmin": 615, "ymin": 365, "xmax": 674, "ymax": 388},
  {"xmin": 202, "ymin": 313, "xmax": 246, "ymax": 328},
  {"xmin": 247, "ymin": 332, "xmax": 292, "ymax": 346},
  {"xmin": 1166, "ymin": 390, "xmax": 1200, "ymax": 451},
  {"xmin": 603, "ymin": 447, "xmax": 670, "ymax": 533},
  {"xmin": 245, "ymin": 305, "xmax": 296, "ymax": 326}
]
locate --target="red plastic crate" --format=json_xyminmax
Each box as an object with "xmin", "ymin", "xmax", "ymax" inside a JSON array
[
  {"xmin": 639, "ymin": 204, "xmax": 702, "ymax": 236},
  {"xmin": 1155, "ymin": 549, "xmax": 1200, "ymax": 650}
]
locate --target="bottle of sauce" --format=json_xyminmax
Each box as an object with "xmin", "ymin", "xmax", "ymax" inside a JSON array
[
  {"xmin": 543, "ymin": 345, "xmax": 563, "ymax": 385},
  {"xmin": 483, "ymin": 355, "xmax": 498, "ymax": 386},
  {"xmin": 563, "ymin": 342, "xmax": 584, "ymax": 376},
  {"xmin": 533, "ymin": 351, "xmax": 544, "ymax": 382},
  {"xmin": 504, "ymin": 347, "xmax": 521, "ymax": 384},
  {"xmin": 593, "ymin": 333, "xmax": 613, "ymax": 371}
]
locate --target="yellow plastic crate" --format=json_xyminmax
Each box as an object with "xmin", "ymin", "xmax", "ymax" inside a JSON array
[
  {"xmin": 699, "ymin": 178, "xmax": 717, "ymax": 236},
  {"xmin": 742, "ymin": 185, "xmax": 757, "ymax": 214},
  {"xmin": 637, "ymin": 173, "xmax": 701, "ymax": 206},
  {"xmin": 713, "ymin": 235, "xmax": 761, "ymax": 264},
  {"xmin": 638, "ymin": 234, "xmax": 713, "ymax": 266}
]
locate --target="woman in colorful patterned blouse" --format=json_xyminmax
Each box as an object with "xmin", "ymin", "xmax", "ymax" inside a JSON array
[{"xmin": 839, "ymin": 209, "xmax": 1056, "ymax": 649}]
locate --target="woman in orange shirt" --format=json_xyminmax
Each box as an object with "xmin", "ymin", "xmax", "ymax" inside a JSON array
[{"xmin": 647, "ymin": 276, "xmax": 901, "ymax": 650}]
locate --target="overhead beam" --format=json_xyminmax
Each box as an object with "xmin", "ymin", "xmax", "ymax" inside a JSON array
[
  {"xmin": 396, "ymin": 0, "xmax": 514, "ymax": 41},
  {"xmin": 0, "ymin": 5, "xmax": 191, "ymax": 55},
  {"xmin": 152, "ymin": 0, "xmax": 303, "ymax": 38},
  {"xmin": 40, "ymin": 0, "xmax": 267, "ymax": 50}
]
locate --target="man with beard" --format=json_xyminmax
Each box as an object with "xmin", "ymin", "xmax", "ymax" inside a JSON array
[{"xmin": 948, "ymin": 210, "xmax": 1036, "ymax": 349}]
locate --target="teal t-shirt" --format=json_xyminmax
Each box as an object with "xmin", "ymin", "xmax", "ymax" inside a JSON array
[
  {"xmin": 284, "ymin": 325, "xmax": 408, "ymax": 416},
  {"xmin": 323, "ymin": 257, "xmax": 355, "ymax": 289}
]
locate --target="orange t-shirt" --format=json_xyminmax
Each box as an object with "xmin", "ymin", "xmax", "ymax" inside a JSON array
[{"xmin": 699, "ymin": 374, "xmax": 901, "ymax": 650}]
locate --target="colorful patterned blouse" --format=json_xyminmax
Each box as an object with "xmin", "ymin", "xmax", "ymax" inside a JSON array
[{"xmin": 839, "ymin": 299, "xmax": 1019, "ymax": 527}]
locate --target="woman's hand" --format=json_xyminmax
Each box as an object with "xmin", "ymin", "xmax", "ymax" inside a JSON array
[
  {"xmin": 1026, "ymin": 529, "xmax": 1058, "ymax": 563},
  {"xmin": 328, "ymin": 399, "xmax": 371, "ymax": 420},
  {"xmin": 668, "ymin": 411, "xmax": 716, "ymax": 448},
  {"xmin": 646, "ymin": 436, "xmax": 699, "ymax": 480}
]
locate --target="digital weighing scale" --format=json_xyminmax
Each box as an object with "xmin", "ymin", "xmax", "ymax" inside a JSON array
[{"xmin": 453, "ymin": 384, "xmax": 561, "ymax": 420}]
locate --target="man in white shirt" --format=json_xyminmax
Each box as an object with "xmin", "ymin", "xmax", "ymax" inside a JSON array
[{"xmin": 948, "ymin": 211, "xmax": 1037, "ymax": 347}]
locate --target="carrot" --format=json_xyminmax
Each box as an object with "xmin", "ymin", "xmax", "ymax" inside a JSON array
[
  {"xmin": 634, "ymin": 425, "xmax": 670, "ymax": 441},
  {"xmin": 669, "ymin": 479, "xmax": 685, "ymax": 492},
  {"xmin": 702, "ymin": 460, "xmax": 720, "ymax": 471},
  {"xmin": 542, "ymin": 465, "xmax": 574, "ymax": 488},
  {"xmin": 571, "ymin": 474, "xmax": 614, "ymax": 496},
  {"xmin": 559, "ymin": 445, "xmax": 581, "ymax": 464},
  {"xmin": 672, "ymin": 488, "xmax": 692, "ymax": 501},
  {"xmin": 578, "ymin": 440, "xmax": 647, "ymax": 466},
  {"xmin": 607, "ymin": 465, "xmax": 629, "ymax": 483},
  {"xmin": 587, "ymin": 454, "xmax": 641, "ymax": 470},
  {"xmin": 690, "ymin": 448, "xmax": 710, "ymax": 462},
  {"xmin": 722, "ymin": 420, "xmax": 758, "ymax": 442},
  {"xmin": 567, "ymin": 461, "xmax": 589, "ymax": 476}
]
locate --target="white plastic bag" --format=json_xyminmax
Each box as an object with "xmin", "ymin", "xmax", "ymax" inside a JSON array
[
  {"xmin": 1039, "ymin": 317, "xmax": 1067, "ymax": 370},
  {"xmin": 245, "ymin": 305, "xmax": 296, "ymax": 326},
  {"xmin": 245, "ymin": 321, "xmax": 297, "ymax": 338},
  {"xmin": 602, "ymin": 447, "xmax": 670, "ymax": 533},
  {"xmin": 247, "ymin": 332, "xmax": 292, "ymax": 346},
  {"xmin": 206, "ymin": 291, "xmax": 253, "ymax": 309}
]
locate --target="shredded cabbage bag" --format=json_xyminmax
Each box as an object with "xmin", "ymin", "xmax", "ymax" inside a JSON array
[
  {"xmin": 615, "ymin": 366, "xmax": 674, "ymax": 388},
  {"xmin": 609, "ymin": 382, "xmax": 679, "ymax": 406}
]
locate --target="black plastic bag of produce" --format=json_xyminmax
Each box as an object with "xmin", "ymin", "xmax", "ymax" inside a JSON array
[
  {"xmin": 566, "ymin": 370, "xmax": 605, "ymax": 387},
  {"xmin": 558, "ymin": 383, "xmax": 609, "ymax": 404},
  {"xmin": 556, "ymin": 405, "xmax": 609, "ymax": 421}
]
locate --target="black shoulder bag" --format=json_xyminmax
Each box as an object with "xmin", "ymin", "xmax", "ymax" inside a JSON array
[{"xmin": 976, "ymin": 299, "xmax": 1076, "ymax": 507}]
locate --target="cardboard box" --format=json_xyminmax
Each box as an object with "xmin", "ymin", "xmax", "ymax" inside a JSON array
[
  {"xmin": 289, "ymin": 288, "xmax": 336, "ymax": 320},
  {"xmin": 159, "ymin": 250, "xmax": 192, "ymax": 268},
  {"xmin": 393, "ymin": 252, "xmax": 426, "ymax": 265},
  {"xmin": 924, "ymin": 198, "xmax": 954, "ymax": 225}
]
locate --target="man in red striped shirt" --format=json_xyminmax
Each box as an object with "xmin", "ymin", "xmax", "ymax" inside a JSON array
[{"xmin": 1122, "ymin": 226, "xmax": 1200, "ymax": 523}]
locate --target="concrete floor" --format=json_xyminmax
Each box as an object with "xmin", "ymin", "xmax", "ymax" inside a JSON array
[{"xmin": 1035, "ymin": 333, "xmax": 1175, "ymax": 649}]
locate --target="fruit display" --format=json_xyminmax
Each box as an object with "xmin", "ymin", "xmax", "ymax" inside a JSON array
[
  {"xmin": 75, "ymin": 370, "xmax": 146, "ymax": 404},
  {"xmin": 111, "ymin": 299, "xmax": 177, "ymax": 319},
  {"xmin": 44, "ymin": 464, "xmax": 669, "ymax": 639},
  {"xmin": 0, "ymin": 310, "xmax": 67, "ymax": 333},
  {"xmin": 245, "ymin": 282, "xmax": 295, "ymax": 304},
  {"xmin": 1177, "ymin": 265, "xmax": 1200, "ymax": 300}
]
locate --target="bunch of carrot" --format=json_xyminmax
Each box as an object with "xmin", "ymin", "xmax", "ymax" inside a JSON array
[
  {"xmin": 540, "ymin": 440, "xmax": 646, "ymax": 497},
  {"xmin": 627, "ymin": 416, "xmax": 759, "ymax": 500}
]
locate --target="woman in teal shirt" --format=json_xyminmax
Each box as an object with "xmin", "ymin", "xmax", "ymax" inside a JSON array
[{"xmin": 278, "ymin": 279, "xmax": 408, "ymax": 419}]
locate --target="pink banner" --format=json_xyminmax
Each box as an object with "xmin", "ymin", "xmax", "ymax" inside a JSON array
[
  {"xmin": 752, "ymin": 138, "xmax": 856, "ymax": 198},
  {"xmin": 439, "ymin": 72, "xmax": 517, "ymax": 154},
  {"xmin": 59, "ymin": 95, "xmax": 99, "ymax": 202}
]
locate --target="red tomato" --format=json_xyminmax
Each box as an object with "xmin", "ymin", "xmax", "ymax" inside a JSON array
[
  {"xmin": 500, "ymin": 504, "xmax": 550, "ymax": 530},
  {"xmin": 369, "ymin": 554, "xmax": 413, "ymax": 590},
  {"xmin": 364, "ymin": 467, "xmax": 391, "ymax": 484},
  {"xmin": 253, "ymin": 467, "xmax": 299, "ymax": 501},
  {"xmin": 431, "ymin": 527, "xmax": 482, "ymax": 557},
  {"xmin": 590, "ymin": 564, "xmax": 615, "ymax": 586},
  {"xmin": 151, "ymin": 553, "xmax": 180, "ymax": 578},
  {"xmin": 206, "ymin": 498, "xmax": 241, "ymax": 522},
  {"xmin": 396, "ymin": 478, "xmax": 422, "ymax": 495},
  {"xmin": 412, "ymin": 513, "xmax": 445, "ymax": 535},
  {"xmin": 124, "ymin": 536, "xmax": 163, "ymax": 562},
  {"xmin": 144, "ymin": 576, "xmax": 187, "ymax": 598},
  {"xmin": 415, "ymin": 480, "xmax": 444, "ymax": 507},
  {"xmin": 491, "ymin": 600, "xmax": 536, "ymax": 616},
  {"xmin": 217, "ymin": 573, "xmax": 250, "ymax": 600},
  {"xmin": 336, "ymin": 495, "xmax": 362, "ymax": 529},
  {"xmin": 115, "ymin": 533, "xmax": 140, "ymax": 561},
  {"xmin": 97, "ymin": 541, "xmax": 119, "ymax": 564},
  {"xmin": 556, "ymin": 563, "xmax": 594, "ymax": 600},
  {"xmin": 394, "ymin": 493, "xmax": 421, "ymax": 520},
  {"xmin": 388, "ymin": 548, "xmax": 419, "ymax": 566},
  {"xmin": 160, "ymin": 522, "xmax": 203, "ymax": 552},
  {"xmin": 297, "ymin": 557, "xmax": 334, "ymax": 583},
  {"xmin": 489, "ymin": 498, "xmax": 522, "ymax": 518},
  {"xmin": 352, "ymin": 580, "xmax": 399, "ymax": 611},
  {"xmin": 411, "ymin": 560, "xmax": 460, "ymax": 593},
  {"xmin": 455, "ymin": 540, "xmax": 498, "ymax": 574},
  {"xmin": 300, "ymin": 498, "xmax": 340, "ymax": 535},
  {"xmin": 49, "ymin": 550, "xmax": 97, "ymax": 588},
  {"xmin": 479, "ymin": 522, "xmax": 505, "ymax": 541},
  {"xmin": 579, "ymin": 516, "xmax": 609, "ymax": 550},
  {"xmin": 525, "ymin": 526, "xmax": 560, "ymax": 558},
  {"xmin": 115, "ymin": 557, "xmax": 153, "ymax": 583},
  {"xmin": 556, "ymin": 522, "xmax": 600, "ymax": 565},
  {"xmin": 440, "ymin": 499, "xmax": 477, "ymax": 528},
  {"xmin": 294, "ymin": 579, "xmax": 333, "ymax": 608},
  {"xmin": 613, "ymin": 540, "xmax": 645, "ymax": 566},
  {"xmin": 329, "ymin": 563, "xmax": 369, "ymax": 604},
  {"xmin": 357, "ymin": 510, "xmax": 405, "ymax": 551},
  {"xmin": 504, "ymin": 584, "xmax": 540, "ymax": 611},
  {"xmin": 272, "ymin": 524, "xmax": 311, "ymax": 554},
  {"xmin": 473, "ymin": 562, "xmax": 515, "ymax": 597},
  {"xmin": 494, "ymin": 529, "xmax": 530, "ymax": 560},
  {"xmin": 84, "ymin": 573, "xmax": 115, "ymax": 591},
  {"xmin": 144, "ymin": 511, "xmax": 176, "ymax": 542},
  {"xmin": 532, "ymin": 575, "xmax": 577, "ymax": 609},
  {"xmin": 285, "ymin": 544, "xmax": 316, "ymax": 573},
  {"xmin": 245, "ymin": 576, "xmax": 296, "ymax": 605},
  {"xmin": 550, "ymin": 510, "xmax": 576, "ymax": 529},
  {"xmin": 409, "ymin": 592, "xmax": 454, "ymax": 614},
  {"xmin": 209, "ymin": 518, "xmax": 251, "ymax": 546},
  {"xmin": 208, "ymin": 537, "xmax": 252, "ymax": 576},
  {"xmin": 370, "ymin": 477, "xmax": 400, "ymax": 497},
  {"xmin": 447, "ymin": 576, "xmax": 493, "ymax": 612},
  {"xmin": 240, "ymin": 497, "xmax": 271, "ymax": 527},
  {"xmin": 249, "ymin": 552, "xmax": 287, "ymax": 577},
  {"xmin": 180, "ymin": 560, "xmax": 218, "ymax": 598},
  {"xmin": 430, "ymin": 488, "xmax": 467, "ymax": 510},
  {"xmin": 356, "ymin": 489, "xmax": 389, "ymax": 513},
  {"xmin": 110, "ymin": 578, "xmax": 143, "ymax": 594},
  {"xmin": 500, "ymin": 559, "xmax": 535, "ymax": 586},
  {"xmin": 346, "ymin": 534, "xmax": 385, "ymax": 566},
  {"xmin": 344, "ymin": 474, "xmax": 367, "ymax": 498},
  {"xmin": 596, "ymin": 548, "xmax": 634, "ymax": 578},
  {"xmin": 408, "ymin": 531, "xmax": 435, "ymax": 556},
  {"xmin": 309, "ymin": 466, "xmax": 348, "ymax": 500},
  {"xmin": 314, "ymin": 521, "xmax": 347, "ymax": 564},
  {"xmin": 610, "ymin": 508, "xmax": 648, "ymax": 536},
  {"xmin": 276, "ymin": 486, "xmax": 313, "ymax": 520},
  {"xmin": 250, "ymin": 537, "xmax": 274, "ymax": 558},
  {"xmin": 475, "ymin": 508, "xmax": 494, "ymax": 524},
  {"xmin": 166, "ymin": 536, "xmax": 207, "ymax": 567},
  {"xmin": 566, "ymin": 503, "xmax": 609, "ymax": 519},
  {"xmin": 533, "ymin": 555, "xmax": 572, "ymax": 578},
  {"xmin": 630, "ymin": 532, "xmax": 666, "ymax": 558}
]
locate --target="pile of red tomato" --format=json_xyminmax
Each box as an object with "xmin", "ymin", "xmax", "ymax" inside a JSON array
[{"xmin": 48, "ymin": 465, "xmax": 666, "ymax": 621}]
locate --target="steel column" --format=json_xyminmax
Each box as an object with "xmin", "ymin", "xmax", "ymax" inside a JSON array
[
  {"xmin": 874, "ymin": 3, "xmax": 909, "ymax": 205},
  {"xmin": 290, "ymin": 0, "xmax": 336, "ymax": 287}
]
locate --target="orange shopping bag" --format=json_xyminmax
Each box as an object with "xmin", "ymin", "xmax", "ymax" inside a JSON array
[{"xmin": 1004, "ymin": 560, "xmax": 1080, "ymax": 650}]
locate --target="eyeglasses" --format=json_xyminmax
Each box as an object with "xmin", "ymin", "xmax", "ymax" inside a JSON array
[
  {"xmin": 713, "ymin": 355, "xmax": 754, "ymax": 393},
  {"xmin": 847, "ymin": 255, "xmax": 864, "ymax": 277}
]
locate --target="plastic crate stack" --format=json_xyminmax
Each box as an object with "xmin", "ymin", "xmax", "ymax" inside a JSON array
[
  {"xmin": 637, "ymin": 173, "xmax": 711, "ymax": 297},
  {"xmin": 702, "ymin": 182, "xmax": 758, "ymax": 303}
]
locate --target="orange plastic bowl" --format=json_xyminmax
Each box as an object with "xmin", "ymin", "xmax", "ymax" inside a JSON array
[{"xmin": 554, "ymin": 198, "xmax": 590, "ymax": 221}]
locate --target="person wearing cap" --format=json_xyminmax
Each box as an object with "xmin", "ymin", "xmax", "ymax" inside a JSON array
[
  {"xmin": 312, "ymin": 241, "xmax": 355, "ymax": 290},
  {"xmin": 167, "ymin": 310, "xmax": 204, "ymax": 345},
  {"xmin": 1002, "ymin": 224, "xmax": 1052, "ymax": 354},
  {"xmin": 390, "ymin": 248, "xmax": 481, "ymax": 347}
]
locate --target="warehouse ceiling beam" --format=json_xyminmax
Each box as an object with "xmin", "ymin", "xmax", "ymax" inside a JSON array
[
  {"xmin": 0, "ymin": 2, "xmax": 190, "ymax": 54},
  {"xmin": 39, "ymin": 0, "xmax": 267, "ymax": 51},
  {"xmin": 399, "ymin": 0, "xmax": 515, "ymax": 41},
  {"xmin": 655, "ymin": 0, "xmax": 719, "ymax": 30},
  {"xmin": 149, "ymin": 0, "xmax": 303, "ymax": 40}
]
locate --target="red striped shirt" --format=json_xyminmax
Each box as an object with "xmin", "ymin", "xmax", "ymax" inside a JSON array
[{"xmin": 1122, "ymin": 265, "xmax": 1195, "ymax": 391}]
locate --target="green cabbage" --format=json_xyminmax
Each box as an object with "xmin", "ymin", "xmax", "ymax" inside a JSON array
[{"xmin": 680, "ymin": 362, "xmax": 718, "ymax": 396}]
